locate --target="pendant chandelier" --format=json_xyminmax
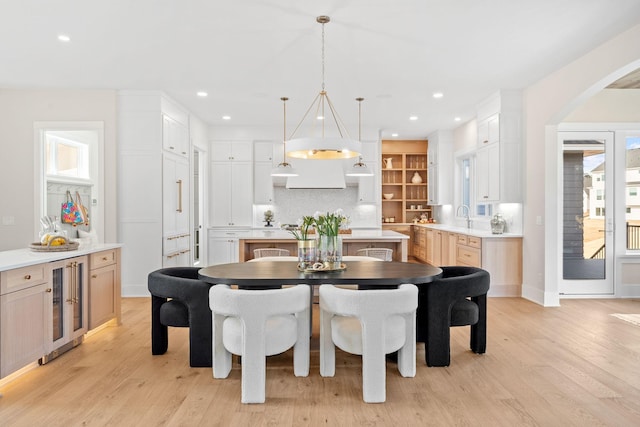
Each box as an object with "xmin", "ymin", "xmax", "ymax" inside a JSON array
[
  {"xmin": 345, "ymin": 97, "xmax": 373, "ymax": 176},
  {"xmin": 270, "ymin": 97, "xmax": 299, "ymax": 177},
  {"xmin": 285, "ymin": 16, "xmax": 363, "ymax": 160}
]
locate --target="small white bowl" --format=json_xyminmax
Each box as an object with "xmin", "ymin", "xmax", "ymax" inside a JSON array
[{"xmin": 383, "ymin": 193, "xmax": 394, "ymax": 200}]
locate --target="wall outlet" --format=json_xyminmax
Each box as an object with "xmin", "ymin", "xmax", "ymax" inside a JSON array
[
  {"xmin": 536, "ymin": 216, "xmax": 543, "ymax": 226},
  {"xmin": 2, "ymin": 216, "xmax": 15, "ymax": 225}
]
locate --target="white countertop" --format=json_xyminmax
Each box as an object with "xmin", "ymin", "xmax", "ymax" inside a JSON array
[
  {"xmin": 0, "ymin": 243, "xmax": 123, "ymax": 272},
  {"xmin": 413, "ymin": 223, "xmax": 523, "ymax": 238},
  {"xmin": 234, "ymin": 229, "xmax": 409, "ymax": 240}
]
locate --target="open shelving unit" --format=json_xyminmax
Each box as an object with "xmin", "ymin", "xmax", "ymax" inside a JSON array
[{"xmin": 381, "ymin": 140, "xmax": 430, "ymax": 225}]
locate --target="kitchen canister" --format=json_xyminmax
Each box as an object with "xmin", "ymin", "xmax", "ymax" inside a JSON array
[{"xmin": 491, "ymin": 213, "xmax": 506, "ymax": 234}]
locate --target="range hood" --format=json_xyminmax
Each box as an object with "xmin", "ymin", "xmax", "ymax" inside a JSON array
[{"xmin": 286, "ymin": 160, "xmax": 346, "ymax": 189}]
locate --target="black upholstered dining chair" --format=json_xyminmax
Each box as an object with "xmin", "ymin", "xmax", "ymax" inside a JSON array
[
  {"xmin": 148, "ymin": 267, "xmax": 213, "ymax": 367},
  {"xmin": 416, "ymin": 266, "xmax": 490, "ymax": 367}
]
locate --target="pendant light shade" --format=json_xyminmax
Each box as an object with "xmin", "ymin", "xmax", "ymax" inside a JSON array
[
  {"xmin": 346, "ymin": 157, "xmax": 373, "ymax": 176},
  {"xmin": 285, "ymin": 16, "xmax": 363, "ymax": 160},
  {"xmin": 345, "ymin": 98, "xmax": 372, "ymax": 176},
  {"xmin": 271, "ymin": 97, "xmax": 299, "ymax": 177}
]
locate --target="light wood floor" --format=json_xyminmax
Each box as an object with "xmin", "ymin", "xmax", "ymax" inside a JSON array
[{"xmin": 1, "ymin": 297, "xmax": 640, "ymax": 426}]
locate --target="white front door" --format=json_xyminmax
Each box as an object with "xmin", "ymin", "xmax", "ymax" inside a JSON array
[{"xmin": 558, "ymin": 131, "xmax": 614, "ymax": 295}]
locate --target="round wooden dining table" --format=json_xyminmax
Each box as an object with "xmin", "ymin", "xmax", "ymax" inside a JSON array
[{"xmin": 198, "ymin": 260, "xmax": 442, "ymax": 287}]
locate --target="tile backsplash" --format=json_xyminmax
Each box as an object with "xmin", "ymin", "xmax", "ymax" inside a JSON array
[{"xmin": 254, "ymin": 187, "xmax": 378, "ymax": 228}]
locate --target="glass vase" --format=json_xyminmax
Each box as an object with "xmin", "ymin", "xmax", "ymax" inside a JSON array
[
  {"xmin": 318, "ymin": 235, "xmax": 343, "ymax": 270},
  {"xmin": 297, "ymin": 239, "xmax": 317, "ymax": 270}
]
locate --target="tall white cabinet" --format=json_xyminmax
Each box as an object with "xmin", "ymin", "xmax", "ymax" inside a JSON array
[
  {"xmin": 475, "ymin": 90, "xmax": 523, "ymax": 203},
  {"xmin": 118, "ymin": 91, "xmax": 192, "ymax": 295},
  {"xmin": 426, "ymin": 130, "xmax": 452, "ymax": 206},
  {"xmin": 210, "ymin": 142, "xmax": 253, "ymax": 227}
]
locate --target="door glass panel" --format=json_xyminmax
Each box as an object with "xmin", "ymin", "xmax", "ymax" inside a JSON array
[
  {"xmin": 52, "ymin": 266, "xmax": 63, "ymax": 341},
  {"xmin": 626, "ymin": 136, "xmax": 640, "ymax": 250},
  {"xmin": 562, "ymin": 139, "xmax": 605, "ymax": 279},
  {"xmin": 73, "ymin": 262, "xmax": 84, "ymax": 332}
]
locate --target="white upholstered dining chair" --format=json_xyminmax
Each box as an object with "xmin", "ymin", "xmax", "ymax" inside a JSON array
[
  {"xmin": 319, "ymin": 284, "xmax": 418, "ymax": 403},
  {"xmin": 209, "ymin": 284, "xmax": 310, "ymax": 403}
]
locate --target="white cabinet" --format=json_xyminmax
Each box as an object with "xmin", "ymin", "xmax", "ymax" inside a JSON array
[
  {"xmin": 163, "ymin": 153, "xmax": 191, "ymax": 266},
  {"xmin": 0, "ymin": 264, "xmax": 50, "ymax": 378},
  {"xmin": 474, "ymin": 90, "xmax": 522, "ymax": 203},
  {"xmin": 358, "ymin": 162, "xmax": 378, "ymax": 203},
  {"xmin": 211, "ymin": 161, "xmax": 253, "ymax": 226},
  {"xmin": 118, "ymin": 91, "xmax": 194, "ymax": 292},
  {"xmin": 254, "ymin": 162, "xmax": 274, "ymax": 204},
  {"xmin": 477, "ymin": 113, "xmax": 500, "ymax": 147},
  {"xmin": 476, "ymin": 143, "xmax": 500, "ymax": 202},
  {"xmin": 212, "ymin": 141, "xmax": 253, "ymax": 162},
  {"xmin": 426, "ymin": 130, "xmax": 452, "ymax": 205},
  {"xmin": 208, "ymin": 229, "xmax": 250, "ymax": 265},
  {"xmin": 162, "ymin": 114, "xmax": 189, "ymax": 157},
  {"xmin": 254, "ymin": 141, "xmax": 276, "ymax": 204},
  {"xmin": 254, "ymin": 141, "xmax": 281, "ymax": 165}
]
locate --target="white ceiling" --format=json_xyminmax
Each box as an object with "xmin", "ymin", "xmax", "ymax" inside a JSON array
[{"xmin": 2, "ymin": 0, "xmax": 640, "ymax": 139}]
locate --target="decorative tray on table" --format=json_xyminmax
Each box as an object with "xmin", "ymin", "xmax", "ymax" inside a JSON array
[
  {"xmin": 30, "ymin": 236, "xmax": 79, "ymax": 252},
  {"xmin": 298, "ymin": 262, "xmax": 347, "ymax": 273}
]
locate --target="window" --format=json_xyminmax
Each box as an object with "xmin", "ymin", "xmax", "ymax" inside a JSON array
[
  {"xmin": 46, "ymin": 133, "xmax": 90, "ymax": 180},
  {"xmin": 457, "ymin": 153, "xmax": 493, "ymax": 219},
  {"xmin": 461, "ymin": 157, "xmax": 471, "ymax": 208},
  {"xmin": 630, "ymin": 188, "xmax": 637, "ymax": 196},
  {"xmin": 596, "ymin": 189, "xmax": 603, "ymax": 201}
]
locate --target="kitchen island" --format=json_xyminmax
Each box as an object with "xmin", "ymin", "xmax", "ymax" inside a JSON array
[{"xmin": 238, "ymin": 229, "xmax": 410, "ymax": 262}]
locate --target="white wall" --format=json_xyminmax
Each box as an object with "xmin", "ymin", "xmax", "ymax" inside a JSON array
[
  {"xmin": 563, "ymin": 89, "xmax": 640, "ymax": 122},
  {"xmin": 0, "ymin": 89, "xmax": 117, "ymax": 251},
  {"xmin": 523, "ymin": 23, "xmax": 640, "ymax": 306}
]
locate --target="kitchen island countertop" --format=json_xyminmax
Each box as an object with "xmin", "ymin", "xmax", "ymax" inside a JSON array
[{"xmin": 239, "ymin": 229, "xmax": 409, "ymax": 240}]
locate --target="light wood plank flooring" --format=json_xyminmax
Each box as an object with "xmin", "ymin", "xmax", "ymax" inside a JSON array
[{"xmin": 1, "ymin": 297, "xmax": 640, "ymax": 426}]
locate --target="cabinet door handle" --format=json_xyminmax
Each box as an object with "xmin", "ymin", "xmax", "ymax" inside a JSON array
[
  {"xmin": 24, "ymin": 274, "xmax": 31, "ymax": 280},
  {"xmin": 102, "ymin": 256, "xmax": 108, "ymax": 261},
  {"xmin": 45, "ymin": 288, "xmax": 52, "ymax": 293},
  {"xmin": 92, "ymin": 274, "xmax": 98, "ymax": 279},
  {"xmin": 176, "ymin": 179, "xmax": 183, "ymax": 212}
]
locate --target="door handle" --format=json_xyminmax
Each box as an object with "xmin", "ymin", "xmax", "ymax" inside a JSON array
[{"xmin": 176, "ymin": 179, "xmax": 183, "ymax": 213}]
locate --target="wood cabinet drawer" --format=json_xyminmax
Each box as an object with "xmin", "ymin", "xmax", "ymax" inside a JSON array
[
  {"xmin": 467, "ymin": 236, "xmax": 482, "ymax": 248},
  {"xmin": 457, "ymin": 234, "xmax": 468, "ymax": 245},
  {"xmin": 1, "ymin": 264, "xmax": 48, "ymax": 295},
  {"xmin": 90, "ymin": 250, "xmax": 117, "ymax": 270},
  {"xmin": 457, "ymin": 245, "xmax": 481, "ymax": 267}
]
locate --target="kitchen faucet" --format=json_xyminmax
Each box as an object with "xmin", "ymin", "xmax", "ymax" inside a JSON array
[{"xmin": 456, "ymin": 205, "xmax": 472, "ymax": 229}]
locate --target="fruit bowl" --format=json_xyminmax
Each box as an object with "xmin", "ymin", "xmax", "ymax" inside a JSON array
[{"xmin": 383, "ymin": 193, "xmax": 394, "ymax": 200}]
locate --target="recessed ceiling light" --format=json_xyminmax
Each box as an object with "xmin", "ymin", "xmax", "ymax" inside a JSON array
[
  {"xmin": 433, "ymin": 92, "xmax": 444, "ymax": 99},
  {"xmin": 57, "ymin": 34, "xmax": 71, "ymax": 42},
  {"xmin": 222, "ymin": 115, "xmax": 231, "ymax": 120},
  {"xmin": 454, "ymin": 117, "xmax": 461, "ymax": 122},
  {"xmin": 391, "ymin": 133, "xmax": 399, "ymax": 137},
  {"xmin": 409, "ymin": 116, "xmax": 418, "ymax": 121},
  {"xmin": 197, "ymin": 91, "xmax": 208, "ymax": 97},
  {"xmin": 317, "ymin": 116, "xmax": 324, "ymax": 120}
]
